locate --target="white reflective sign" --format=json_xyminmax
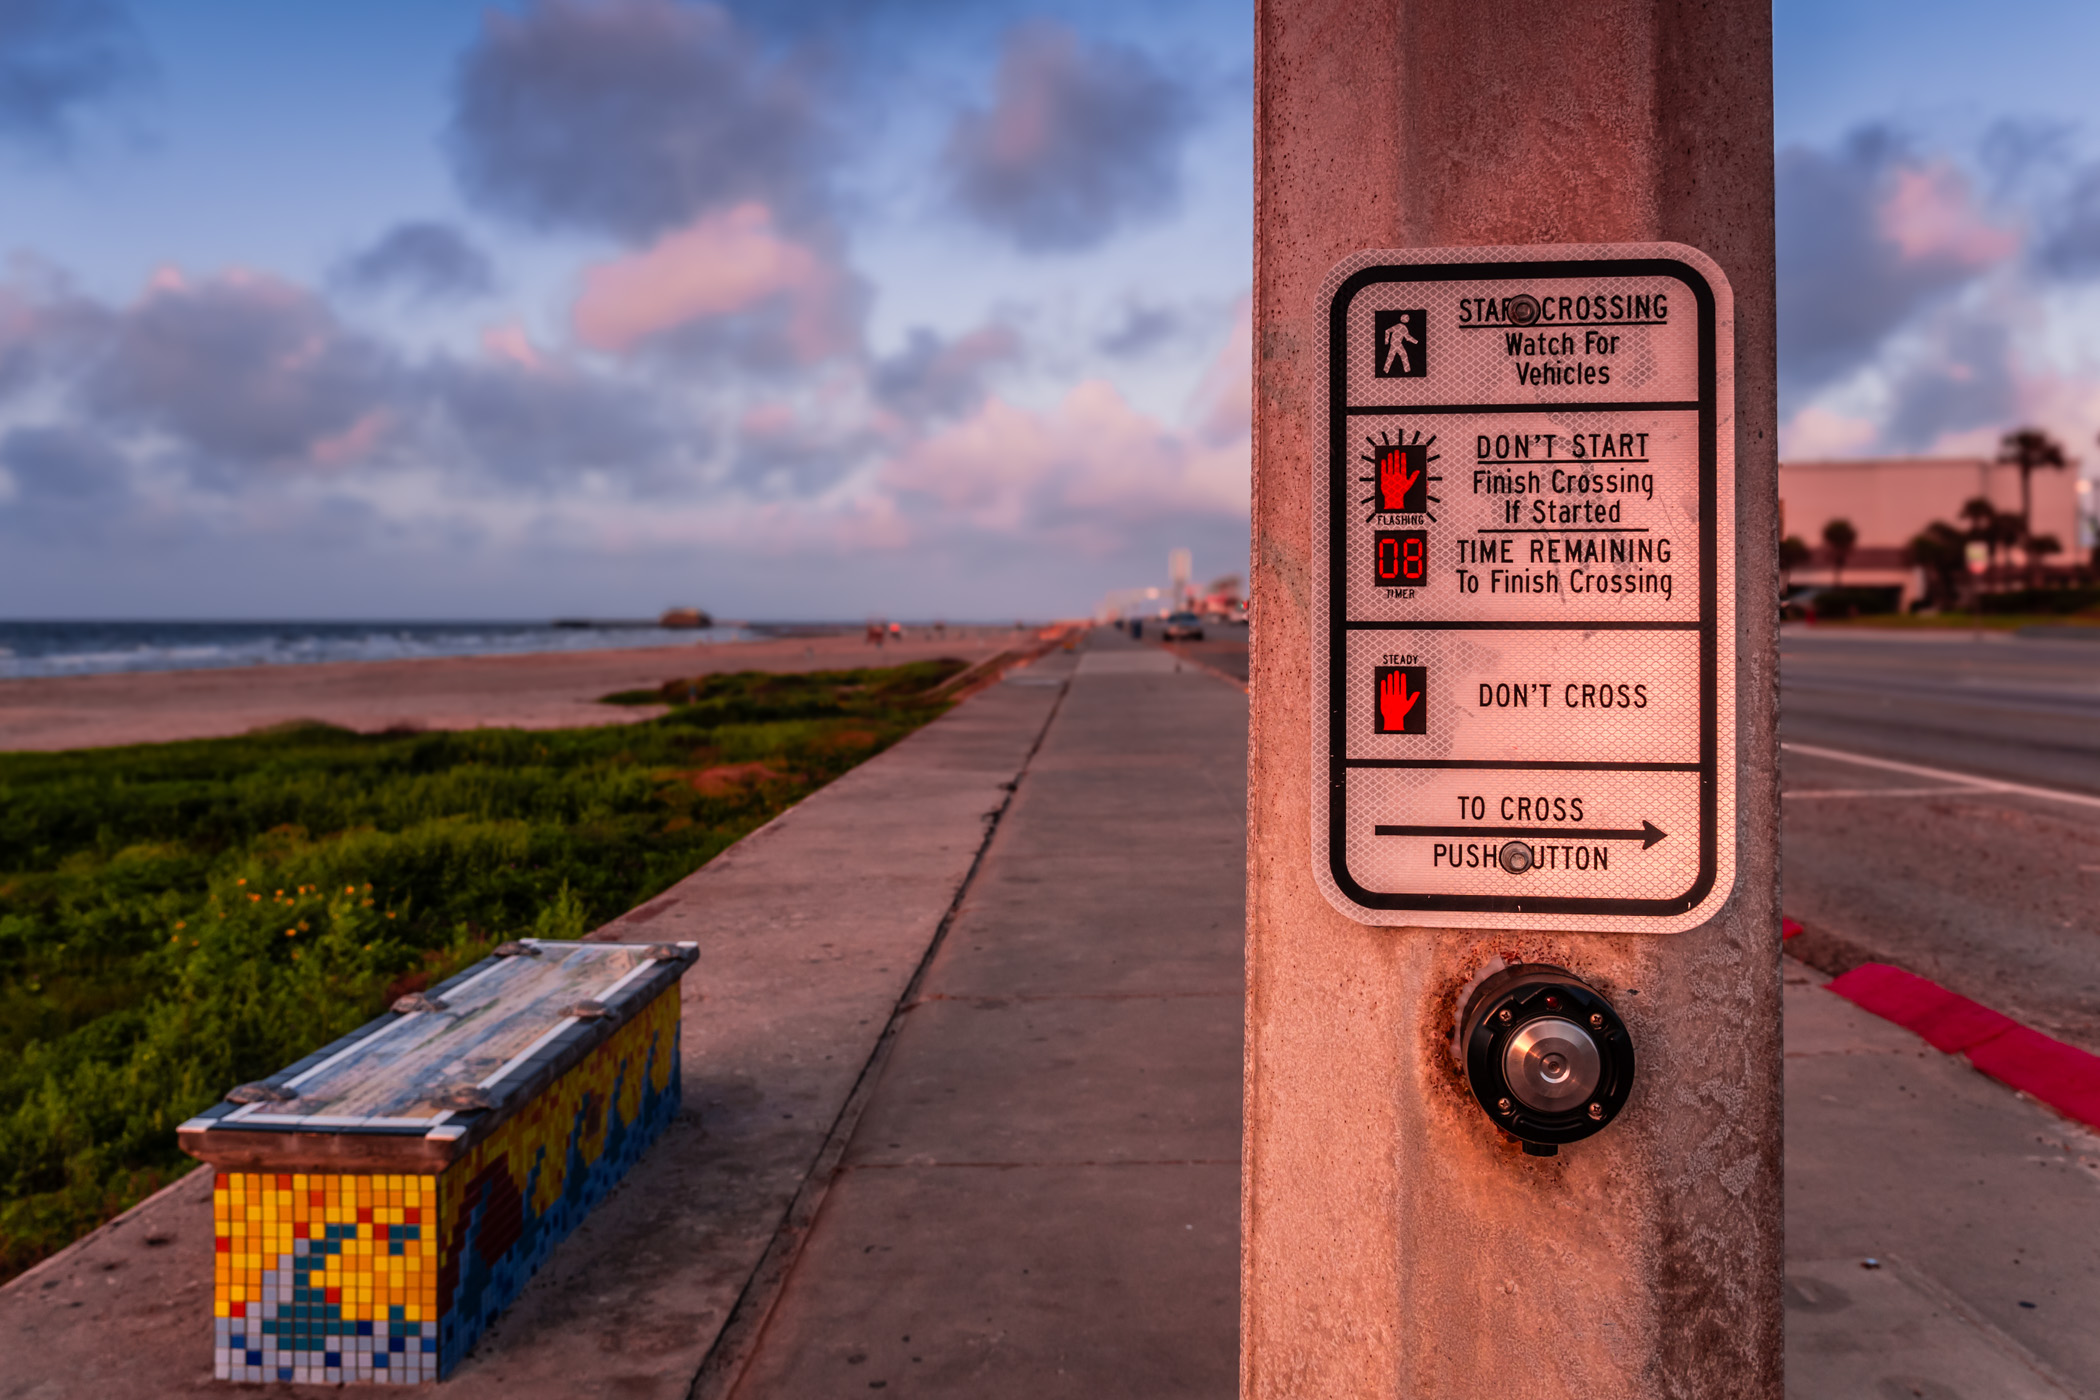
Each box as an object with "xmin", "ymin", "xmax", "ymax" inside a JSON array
[{"xmin": 1312, "ymin": 244, "xmax": 1736, "ymax": 933}]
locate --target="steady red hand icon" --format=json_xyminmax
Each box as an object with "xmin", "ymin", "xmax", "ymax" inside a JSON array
[
  {"xmin": 1379, "ymin": 670, "xmax": 1420, "ymax": 731},
  {"xmin": 1379, "ymin": 450, "xmax": 1420, "ymax": 512}
]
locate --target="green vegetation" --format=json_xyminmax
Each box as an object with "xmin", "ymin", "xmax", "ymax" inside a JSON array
[{"xmin": 0, "ymin": 658, "xmax": 965, "ymax": 1282}]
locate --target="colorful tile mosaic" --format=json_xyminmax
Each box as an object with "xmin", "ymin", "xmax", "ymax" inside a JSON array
[{"xmin": 208, "ymin": 984, "xmax": 682, "ymax": 1384}]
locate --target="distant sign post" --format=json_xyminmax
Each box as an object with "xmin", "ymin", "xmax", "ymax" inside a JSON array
[{"xmin": 1313, "ymin": 245, "xmax": 1736, "ymax": 933}]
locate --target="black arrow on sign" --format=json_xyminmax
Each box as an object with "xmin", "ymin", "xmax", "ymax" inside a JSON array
[{"xmin": 1373, "ymin": 820, "xmax": 1667, "ymax": 850}]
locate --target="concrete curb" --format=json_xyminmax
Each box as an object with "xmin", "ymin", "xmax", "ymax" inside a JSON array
[{"xmin": 1826, "ymin": 963, "xmax": 2100, "ymax": 1132}]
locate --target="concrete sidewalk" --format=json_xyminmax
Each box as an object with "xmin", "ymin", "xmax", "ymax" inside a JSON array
[
  {"xmin": 1784, "ymin": 959, "xmax": 2100, "ymax": 1399},
  {"xmin": 715, "ymin": 627, "xmax": 1246, "ymax": 1398}
]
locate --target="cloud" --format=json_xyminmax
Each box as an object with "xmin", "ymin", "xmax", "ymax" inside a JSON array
[
  {"xmin": 423, "ymin": 346, "xmax": 688, "ymax": 491},
  {"xmin": 571, "ymin": 202, "xmax": 851, "ymax": 360},
  {"xmin": 1879, "ymin": 312, "xmax": 2023, "ymax": 453},
  {"xmin": 1183, "ymin": 294, "xmax": 1249, "ymax": 447},
  {"xmin": 2031, "ymin": 164, "xmax": 2100, "ymax": 281},
  {"xmin": 0, "ymin": 0, "xmax": 149, "ymax": 156},
  {"xmin": 883, "ymin": 378, "xmax": 1245, "ymax": 547},
  {"xmin": 870, "ymin": 322, "xmax": 1019, "ymax": 423},
  {"xmin": 726, "ymin": 399, "xmax": 877, "ymax": 494},
  {"xmin": 0, "ymin": 422, "xmax": 126, "ymax": 499},
  {"xmin": 1777, "ymin": 128, "xmax": 2016, "ymax": 397},
  {"xmin": 944, "ymin": 23, "xmax": 1193, "ymax": 253},
  {"xmin": 1097, "ymin": 300, "xmax": 1183, "ymax": 358},
  {"xmin": 446, "ymin": 0, "xmax": 827, "ymax": 242},
  {"xmin": 86, "ymin": 269, "xmax": 398, "ymax": 470},
  {"xmin": 1776, "ymin": 405, "xmax": 1878, "ymax": 461},
  {"xmin": 335, "ymin": 221, "xmax": 497, "ymax": 302}
]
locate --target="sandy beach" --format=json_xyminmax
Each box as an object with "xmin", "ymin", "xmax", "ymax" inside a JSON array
[{"xmin": 0, "ymin": 628, "xmax": 1020, "ymax": 752}]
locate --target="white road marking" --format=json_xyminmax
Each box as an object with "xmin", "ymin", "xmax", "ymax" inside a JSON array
[
  {"xmin": 1781, "ymin": 786, "xmax": 1985, "ymax": 799},
  {"xmin": 1782, "ymin": 741, "xmax": 2100, "ymax": 812}
]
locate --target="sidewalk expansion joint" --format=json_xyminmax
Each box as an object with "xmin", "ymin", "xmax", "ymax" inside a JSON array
[
  {"xmin": 909, "ymin": 989, "xmax": 1240, "ymax": 1008},
  {"xmin": 685, "ymin": 677, "xmax": 1072, "ymax": 1400},
  {"xmin": 846, "ymin": 1158, "xmax": 1239, "ymax": 1171}
]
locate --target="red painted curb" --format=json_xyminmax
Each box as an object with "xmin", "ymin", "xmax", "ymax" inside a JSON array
[
  {"xmin": 1827, "ymin": 963, "xmax": 2100, "ymax": 1131},
  {"xmin": 1781, "ymin": 916, "xmax": 1804, "ymax": 940}
]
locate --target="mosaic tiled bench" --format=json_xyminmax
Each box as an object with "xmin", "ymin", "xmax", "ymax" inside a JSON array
[{"xmin": 177, "ymin": 938, "xmax": 697, "ymax": 1385}]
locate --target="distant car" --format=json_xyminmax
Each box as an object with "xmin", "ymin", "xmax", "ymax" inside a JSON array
[{"xmin": 1161, "ymin": 611, "xmax": 1205, "ymax": 641}]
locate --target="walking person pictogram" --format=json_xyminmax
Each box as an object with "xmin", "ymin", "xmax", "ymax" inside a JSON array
[
  {"xmin": 1372, "ymin": 309, "xmax": 1427, "ymax": 378},
  {"xmin": 1383, "ymin": 317, "xmax": 1417, "ymax": 374}
]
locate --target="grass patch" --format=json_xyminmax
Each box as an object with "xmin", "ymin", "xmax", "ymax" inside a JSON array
[{"xmin": 0, "ymin": 657, "xmax": 966, "ymax": 1282}]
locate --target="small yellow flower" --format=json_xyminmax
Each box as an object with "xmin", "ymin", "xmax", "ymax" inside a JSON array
[
  {"xmin": 249, "ymin": 894, "xmax": 261, "ymax": 903},
  {"xmin": 286, "ymin": 929, "xmax": 297, "ymax": 937},
  {"xmin": 237, "ymin": 878, "xmax": 247, "ymax": 886},
  {"xmin": 175, "ymin": 921, "xmax": 186, "ymax": 929}
]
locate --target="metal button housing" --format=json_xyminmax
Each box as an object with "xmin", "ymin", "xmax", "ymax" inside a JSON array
[{"xmin": 1459, "ymin": 963, "xmax": 1635, "ymax": 1153}]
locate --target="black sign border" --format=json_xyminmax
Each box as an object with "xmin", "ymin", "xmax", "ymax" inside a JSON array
[{"xmin": 1326, "ymin": 258, "xmax": 1719, "ymax": 917}]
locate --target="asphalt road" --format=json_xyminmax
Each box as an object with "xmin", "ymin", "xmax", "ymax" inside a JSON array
[
  {"xmin": 1138, "ymin": 621, "xmax": 2100, "ymax": 1055},
  {"xmin": 1156, "ymin": 621, "xmax": 1249, "ymax": 685},
  {"xmin": 1780, "ymin": 626, "xmax": 2100, "ymax": 1052}
]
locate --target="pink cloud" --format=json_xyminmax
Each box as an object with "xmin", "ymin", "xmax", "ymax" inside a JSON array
[
  {"xmin": 307, "ymin": 409, "xmax": 391, "ymax": 466},
  {"xmin": 1878, "ymin": 163, "xmax": 2018, "ymax": 269},
  {"xmin": 1778, "ymin": 404, "xmax": 1878, "ymax": 460},
  {"xmin": 480, "ymin": 322, "xmax": 548, "ymax": 371},
  {"xmin": 572, "ymin": 202, "xmax": 843, "ymax": 356},
  {"xmin": 883, "ymin": 379, "xmax": 1247, "ymax": 545}
]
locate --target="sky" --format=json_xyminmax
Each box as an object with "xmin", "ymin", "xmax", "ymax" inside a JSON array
[{"xmin": 0, "ymin": 0, "xmax": 2094, "ymax": 620}]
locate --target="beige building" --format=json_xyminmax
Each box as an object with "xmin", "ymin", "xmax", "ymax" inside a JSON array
[{"xmin": 1779, "ymin": 457, "xmax": 2087, "ymax": 604}]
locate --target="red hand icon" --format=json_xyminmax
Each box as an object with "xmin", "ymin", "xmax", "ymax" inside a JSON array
[
  {"xmin": 1379, "ymin": 449, "xmax": 1420, "ymax": 512},
  {"xmin": 1379, "ymin": 670, "xmax": 1420, "ymax": 731}
]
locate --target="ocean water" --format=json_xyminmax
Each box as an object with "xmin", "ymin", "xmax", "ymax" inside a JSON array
[{"xmin": 0, "ymin": 620, "xmax": 763, "ymax": 680}]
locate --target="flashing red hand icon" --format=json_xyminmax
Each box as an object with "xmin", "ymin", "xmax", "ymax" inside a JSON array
[
  {"xmin": 1378, "ymin": 669, "xmax": 1420, "ymax": 732},
  {"xmin": 1379, "ymin": 449, "xmax": 1420, "ymax": 513}
]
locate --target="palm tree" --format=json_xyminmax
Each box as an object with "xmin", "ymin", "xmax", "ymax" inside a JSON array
[
  {"xmin": 1821, "ymin": 518, "xmax": 1858, "ymax": 588},
  {"xmin": 1958, "ymin": 495, "xmax": 1997, "ymax": 544},
  {"xmin": 1996, "ymin": 427, "xmax": 2068, "ymax": 550},
  {"xmin": 1905, "ymin": 521, "xmax": 1967, "ymax": 610},
  {"xmin": 1780, "ymin": 535, "xmax": 1811, "ymax": 589},
  {"xmin": 1991, "ymin": 511, "xmax": 2027, "ymax": 586}
]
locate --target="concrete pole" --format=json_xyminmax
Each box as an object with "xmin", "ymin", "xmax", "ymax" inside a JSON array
[{"xmin": 1245, "ymin": 2, "xmax": 1780, "ymax": 1397}]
